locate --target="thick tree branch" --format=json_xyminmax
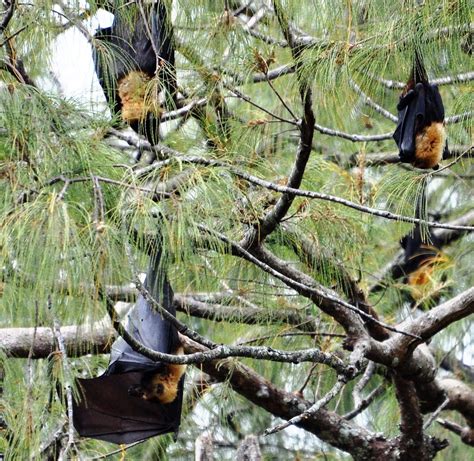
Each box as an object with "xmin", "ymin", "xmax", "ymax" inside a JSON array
[
  {"xmin": 180, "ymin": 335, "xmax": 392, "ymax": 459},
  {"xmin": 386, "ymin": 287, "xmax": 474, "ymax": 354},
  {"xmin": 199, "ymin": 225, "xmax": 417, "ymax": 340},
  {"xmin": 393, "ymin": 375, "xmax": 427, "ymax": 460},
  {"xmin": 0, "ymin": 302, "xmax": 348, "ymax": 374}
]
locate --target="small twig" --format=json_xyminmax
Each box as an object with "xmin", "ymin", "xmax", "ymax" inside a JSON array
[
  {"xmin": 352, "ymin": 361, "xmax": 375, "ymax": 408},
  {"xmin": 264, "ymin": 376, "xmax": 347, "ymax": 435},
  {"xmin": 238, "ymin": 331, "xmax": 345, "ymax": 345},
  {"xmin": 16, "ymin": 173, "xmax": 171, "ymax": 206},
  {"xmin": 297, "ymin": 362, "xmax": 318, "ymax": 396},
  {"xmin": 427, "ymin": 145, "xmax": 473, "ymax": 176},
  {"xmin": 242, "ymin": 5, "xmax": 267, "ymax": 30},
  {"xmin": 37, "ymin": 420, "xmax": 67, "ymax": 459},
  {"xmin": 0, "ymin": 23, "xmax": 27, "ymax": 46},
  {"xmin": 344, "ymin": 384, "xmax": 385, "ymax": 420},
  {"xmin": 423, "ymin": 398, "xmax": 449, "ymax": 429},
  {"xmin": 243, "ymin": 26, "xmax": 288, "ymax": 47},
  {"xmin": 91, "ymin": 176, "xmax": 105, "ymax": 231},
  {"xmin": 350, "ymin": 79, "xmax": 398, "ymax": 123},
  {"xmin": 445, "ymin": 111, "xmax": 473, "ymax": 124},
  {"xmin": 436, "ymin": 418, "xmax": 464, "ymax": 436},
  {"xmin": 228, "ymin": 87, "xmax": 298, "ymax": 125},
  {"xmin": 370, "ymin": 71, "xmax": 474, "ymax": 90},
  {"xmin": 265, "ymin": 74, "xmax": 298, "ymax": 121},
  {"xmin": 314, "ymin": 123, "xmax": 393, "ymax": 142},
  {"xmin": 26, "ymin": 301, "xmax": 40, "ymax": 381},
  {"xmin": 161, "ymin": 97, "xmax": 208, "ymax": 122},
  {"xmin": 52, "ymin": 309, "xmax": 76, "ymax": 460}
]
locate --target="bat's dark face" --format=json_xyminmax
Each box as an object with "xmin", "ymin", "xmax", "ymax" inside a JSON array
[
  {"xmin": 128, "ymin": 364, "xmax": 183, "ymax": 404},
  {"xmin": 128, "ymin": 379, "xmax": 166, "ymax": 402}
]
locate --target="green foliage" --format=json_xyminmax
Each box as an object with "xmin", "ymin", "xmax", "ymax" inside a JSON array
[{"xmin": 0, "ymin": 0, "xmax": 472, "ymax": 459}]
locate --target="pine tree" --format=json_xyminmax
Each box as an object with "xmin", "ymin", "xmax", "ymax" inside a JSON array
[{"xmin": 0, "ymin": 1, "xmax": 472, "ymax": 459}]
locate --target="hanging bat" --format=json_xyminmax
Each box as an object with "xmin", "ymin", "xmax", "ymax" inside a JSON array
[
  {"xmin": 93, "ymin": 0, "xmax": 176, "ymax": 145},
  {"xmin": 400, "ymin": 223, "xmax": 442, "ymax": 287},
  {"xmin": 73, "ymin": 249, "xmax": 186, "ymax": 444},
  {"xmin": 398, "ymin": 186, "xmax": 450, "ymax": 306},
  {"xmin": 393, "ymin": 51, "xmax": 449, "ymax": 169}
]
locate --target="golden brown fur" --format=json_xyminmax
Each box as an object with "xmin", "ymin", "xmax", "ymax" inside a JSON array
[
  {"xmin": 118, "ymin": 71, "xmax": 160, "ymax": 123},
  {"xmin": 408, "ymin": 263, "xmax": 435, "ymax": 287},
  {"xmin": 129, "ymin": 347, "xmax": 186, "ymax": 404},
  {"xmin": 414, "ymin": 122, "xmax": 446, "ymax": 169},
  {"xmin": 407, "ymin": 250, "xmax": 449, "ymax": 301}
]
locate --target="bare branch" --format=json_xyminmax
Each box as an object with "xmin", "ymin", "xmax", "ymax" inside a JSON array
[
  {"xmin": 174, "ymin": 295, "xmax": 321, "ymax": 331},
  {"xmin": 388, "ymin": 287, "xmax": 474, "ymax": 353},
  {"xmin": 350, "ymin": 80, "xmax": 398, "ymax": 123},
  {"xmin": 52, "ymin": 315, "xmax": 77, "ymax": 459},
  {"xmin": 264, "ymin": 376, "xmax": 347, "ymax": 436},
  {"xmin": 445, "ymin": 111, "xmax": 473, "ymax": 124},
  {"xmin": 104, "ymin": 291, "xmax": 349, "ymax": 372},
  {"xmin": 144, "ymin": 154, "xmax": 474, "ymax": 231},
  {"xmin": 314, "ymin": 124, "xmax": 393, "ymax": 142},
  {"xmin": 437, "ymin": 419, "xmax": 474, "ymax": 447},
  {"xmin": 344, "ymin": 384, "xmax": 386, "ymax": 420},
  {"xmin": 180, "ymin": 335, "xmax": 389, "ymax": 458},
  {"xmin": 423, "ymin": 398, "xmax": 449, "ymax": 430},
  {"xmin": 375, "ymin": 71, "xmax": 474, "ymax": 90},
  {"xmin": 198, "ymin": 225, "xmax": 419, "ymax": 339}
]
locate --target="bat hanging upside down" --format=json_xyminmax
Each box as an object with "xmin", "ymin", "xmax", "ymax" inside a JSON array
[
  {"xmin": 393, "ymin": 52, "xmax": 449, "ymax": 170},
  {"xmin": 128, "ymin": 347, "xmax": 186, "ymax": 404}
]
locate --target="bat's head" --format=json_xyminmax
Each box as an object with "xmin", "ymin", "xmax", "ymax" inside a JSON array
[{"xmin": 128, "ymin": 366, "xmax": 179, "ymax": 404}]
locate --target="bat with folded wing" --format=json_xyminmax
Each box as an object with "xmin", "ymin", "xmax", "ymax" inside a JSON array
[
  {"xmin": 73, "ymin": 250, "xmax": 185, "ymax": 444},
  {"xmin": 93, "ymin": 0, "xmax": 176, "ymax": 145},
  {"xmin": 393, "ymin": 51, "xmax": 449, "ymax": 170}
]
